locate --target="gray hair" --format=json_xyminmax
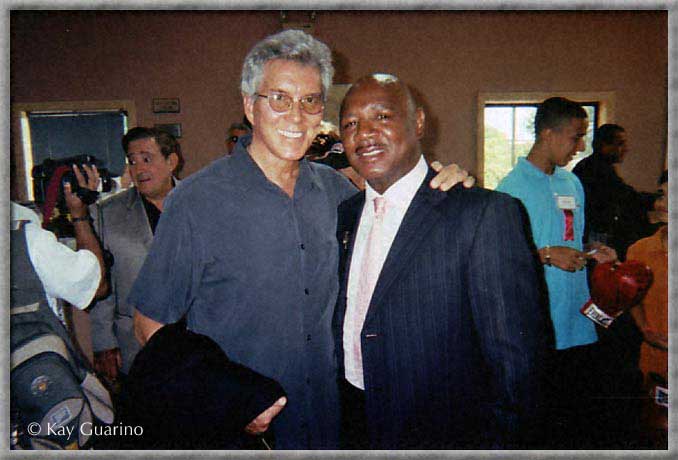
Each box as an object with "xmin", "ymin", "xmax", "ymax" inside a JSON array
[{"xmin": 240, "ymin": 29, "xmax": 334, "ymax": 99}]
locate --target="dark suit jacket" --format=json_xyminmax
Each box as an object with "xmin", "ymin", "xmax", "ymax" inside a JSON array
[{"xmin": 333, "ymin": 169, "xmax": 551, "ymax": 449}]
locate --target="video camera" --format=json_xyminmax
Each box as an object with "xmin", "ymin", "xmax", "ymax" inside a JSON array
[
  {"xmin": 32, "ymin": 154, "xmax": 115, "ymax": 206},
  {"xmin": 31, "ymin": 155, "xmax": 117, "ymax": 238}
]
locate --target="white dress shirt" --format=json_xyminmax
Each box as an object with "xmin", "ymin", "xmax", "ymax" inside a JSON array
[
  {"xmin": 344, "ymin": 155, "xmax": 428, "ymax": 389},
  {"xmin": 11, "ymin": 202, "xmax": 100, "ymax": 320}
]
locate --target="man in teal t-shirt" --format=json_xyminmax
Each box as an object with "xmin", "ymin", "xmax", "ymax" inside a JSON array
[{"xmin": 497, "ymin": 97, "xmax": 617, "ymax": 448}]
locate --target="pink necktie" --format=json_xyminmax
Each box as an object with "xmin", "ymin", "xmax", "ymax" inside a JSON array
[{"xmin": 352, "ymin": 196, "xmax": 387, "ymax": 386}]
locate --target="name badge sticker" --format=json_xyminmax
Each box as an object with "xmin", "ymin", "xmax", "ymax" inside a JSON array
[{"xmin": 556, "ymin": 195, "xmax": 576, "ymax": 210}]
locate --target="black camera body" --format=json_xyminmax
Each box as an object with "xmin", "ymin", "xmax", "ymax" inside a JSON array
[
  {"xmin": 31, "ymin": 154, "xmax": 114, "ymax": 205},
  {"xmin": 31, "ymin": 154, "xmax": 116, "ymax": 238}
]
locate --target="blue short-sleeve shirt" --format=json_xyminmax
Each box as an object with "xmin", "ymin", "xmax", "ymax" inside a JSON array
[
  {"xmin": 128, "ymin": 135, "xmax": 356, "ymax": 448},
  {"xmin": 497, "ymin": 157, "xmax": 597, "ymax": 350}
]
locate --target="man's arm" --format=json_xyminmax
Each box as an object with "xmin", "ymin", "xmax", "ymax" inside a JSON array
[
  {"xmin": 88, "ymin": 203, "xmax": 124, "ymax": 382},
  {"xmin": 89, "ymin": 286, "xmax": 123, "ymax": 382},
  {"xmin": 133, "ymin": 310, "xmax": 165, "ymax": 346},
  {"xmin": 20, "ymin": 206, "xmax": 101, "ymax": 311},
  {"xmin": 64, "ymin": 164, "xmax": 108, "ymax": 299},
  {"xmin": 126, "ymin": 187, "xmax": 196, "ymax": 344},
  {"xmin": 468, "ymin": 194, "xmax": 550, "ymax": 448},
  {"xmin": 537, "ymin": 245, "xmax": 587, "ymax": 272}
]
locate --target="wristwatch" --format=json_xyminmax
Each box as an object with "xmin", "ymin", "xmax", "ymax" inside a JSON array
[{"xmin": 70, "ymin": 215, "xmax": 90, "ymax": 224}]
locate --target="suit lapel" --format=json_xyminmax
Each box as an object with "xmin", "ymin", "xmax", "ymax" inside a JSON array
[
  {"xmin": 127, "ymin": 188, "xmax": 154, "ymax": 249},
  {"xmin": 336, "ymin": 191, "xmax": 365, "ymax": 313},
  {"xmin": 363, "ymin": 170, "xmax": 447, "ymax": 328}
]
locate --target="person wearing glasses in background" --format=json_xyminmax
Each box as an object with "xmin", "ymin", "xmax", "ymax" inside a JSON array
[
  {"xmin": 128, "ymin": 29, "xmax": 473, "ymax": 449},
  {"xmin": 88, "ymin": 127, "xmax": 183, "ymax": 394},
  {"xmin": 225, "ymin": 122, "xmax": 251, "ymax": 155}
]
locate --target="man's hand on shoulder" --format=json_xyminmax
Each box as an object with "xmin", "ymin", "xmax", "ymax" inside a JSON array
[{"xmin": 429, "ymin": 161, "xmax": 475, "ymax": 191}]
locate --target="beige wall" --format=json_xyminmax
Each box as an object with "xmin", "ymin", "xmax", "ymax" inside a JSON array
[{"xmin": 11, "ymin": 10, "xmax": 667, "ymax": 192}]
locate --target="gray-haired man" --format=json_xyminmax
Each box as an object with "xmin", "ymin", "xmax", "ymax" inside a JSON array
[{"xmin": 129, "ymin": 29, "xmax": 470, "ymax": 449}]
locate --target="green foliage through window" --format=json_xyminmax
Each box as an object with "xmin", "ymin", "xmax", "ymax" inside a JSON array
[{"xmin": 483, "ymin": 103, "xmax": 597, "ymax": 189}]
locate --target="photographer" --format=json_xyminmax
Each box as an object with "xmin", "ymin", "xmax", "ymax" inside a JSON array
[
  {"xmin": 11, "ymin": 164, "xmax": 112, "ymax": 450},
  {"xmin": 12, "ymin": 164, "xmax": 108, "ymax": 319}
]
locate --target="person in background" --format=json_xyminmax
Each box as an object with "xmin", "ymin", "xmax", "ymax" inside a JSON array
[
  {"xmin": 628, "ymin": 170, "xmax": 668, "ymax": 448},
  {"xmin": 88, "ymin": 127, "xmax": 183, "ymax": 391},
  {"xmin": 11, "ymin": 167, "xmax": 111, "ymax": 449},
  {"xmin": 573, "ymin": 123, "xmax": 656, "ymax": 443},
  {"xmin": 226, "ymin": 122, "xmax": 251, "ymax": 154},
  {"xmin": 573, "ymin": 123, "xmax": 656, "ymax": 259},
  {"xmin": 11, "ymin": 165, "xmax": 108, "ymax": 321},
  {"xmin": 306, "ymin": 121, "xmax": 365, "ymax": 190},
  {"xmin": 129, "ymin": 29, "xmax": 473, "ymax": 449},
  {"xmin": 496, "ymin": 97, "xmax": 618, "ymax": 448},
  {"xmin": 334, "ymin": 73, "xmax": 550, "ymax": 449}
]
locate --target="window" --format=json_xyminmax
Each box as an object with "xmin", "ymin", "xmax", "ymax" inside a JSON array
[
  {"xmin": 11, "ymin": 100, "xmax": 136, "ymax": 202},
  {"xmin": 477, "ymin": 92, "xmax": 614, "ymax": 189},
  {"xmin": 28, "ymin": 111, "xmax": 128, "ymax": 175}
]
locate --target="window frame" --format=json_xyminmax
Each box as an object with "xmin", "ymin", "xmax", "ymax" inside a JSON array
[
  {"xmin": 11, "ymin": 100, "xmax": 136, "ymax": 202},
  {"xmin": 476, "ymin": 91, "xmax": 615, "ymax": 188}
]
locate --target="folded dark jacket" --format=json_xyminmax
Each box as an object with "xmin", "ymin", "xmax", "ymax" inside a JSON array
[{"xmin": 115, "ymin": 322, "xmax": 286, "ymax": 449}]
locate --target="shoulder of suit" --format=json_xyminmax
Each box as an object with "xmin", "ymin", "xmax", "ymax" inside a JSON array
[
  {"xmin": 339, "ymin": 187, "xmax": 364, "ymax": 206},
  {"xmin": 96, "ymin": 187, "xmax": 136, "ymax": 209},
  {"xmin": 440, "ymin": 184, "xmax": 501, "ymax": 202},
  {"xmin": 437, "ymin": 186, "xmax": 516, "ymax": 215}
]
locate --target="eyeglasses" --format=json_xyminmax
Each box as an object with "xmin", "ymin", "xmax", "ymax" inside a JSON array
[{"xmin": 255, "ymin": 92, "xmax": 323, "ymax": 115}]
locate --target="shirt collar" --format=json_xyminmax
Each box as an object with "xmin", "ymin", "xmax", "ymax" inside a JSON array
[
  {"xmin": 365, "ymin": 154, "xmax": 428, "ymax": 212},
  {"xmin": 517, "ymin": 156, "xmax": 567, "ymax": 180},
  {"xmin": 127, "ymin": 176, "xmax": 178, "ymax": 209},
  {"xmin": 297, "ymin": 157, "xmax": 324, "ymax": 194},
  {"xmin": 230, "ymin": 133, "xmax": 322, "ymax": 195}
]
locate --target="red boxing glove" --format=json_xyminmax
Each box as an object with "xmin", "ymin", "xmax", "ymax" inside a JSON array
[{"xmin": 581, "ymin": 260, "xmax": 653, "ymax": 328}]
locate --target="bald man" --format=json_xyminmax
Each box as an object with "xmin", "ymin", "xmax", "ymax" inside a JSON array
[{"xmin": 333, "ymin": 74, "xmax": 550, "ymax": 449}]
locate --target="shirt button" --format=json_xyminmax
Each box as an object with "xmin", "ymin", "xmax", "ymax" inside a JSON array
[
  {"xmin": 306, "ymin": 378, "xmax": 311, "ymax": 384},
  {"xmin": 300, "ymin": 243, "xmax": 305, "ymax": 250},
  {"xmin": 304, "ymin": 288, "xmax": 310, "ymax": 295},
  {"xmin": 306, "ymin": 334, "xmax": 311, "ymax": 342}
]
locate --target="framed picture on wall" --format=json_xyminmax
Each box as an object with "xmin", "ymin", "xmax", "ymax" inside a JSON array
[
  {"xmin": 152, "ymin": 98, "xmax": 180, "ymax": 113},
  {"xmin": 154, "ymin": 123, "xmax": 182, "ymax": 138}
]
